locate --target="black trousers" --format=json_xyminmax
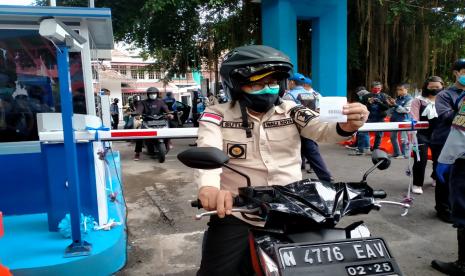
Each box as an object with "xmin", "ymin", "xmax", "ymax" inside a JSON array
[
  {"xmin": 111, "ymin": 114, "xmax": 119, "ymax": 129},
  {"xmin": 450, "ymin": 159, "xmax": 465, "ymax": 227},
  {"xmin": 197, "ymin": 216, "xmax": 254, "ymax": 276},
  {"xmin": 412, "ymin": 144, "xmax": 434, "ymax": 187},
  {"xmin": 431, "ymin": 144, "xmax": 451, "ymax": 215},
  {"xmin": 301, "ymin": 137, "xmax": 332, "ymax": 181}
]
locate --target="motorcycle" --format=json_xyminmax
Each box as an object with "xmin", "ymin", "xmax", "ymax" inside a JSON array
[
  {"xmin": 141, "ymin": 114, "xmax": 170, "ymax": 163},
  {"xmin": 177, "ymin": 147, "xmax": 410, "ymax": 276}
]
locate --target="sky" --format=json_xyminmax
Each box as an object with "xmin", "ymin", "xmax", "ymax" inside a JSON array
[{"xmin": 0, "ymin": 0, "xmax": 34, "ymax": 5}]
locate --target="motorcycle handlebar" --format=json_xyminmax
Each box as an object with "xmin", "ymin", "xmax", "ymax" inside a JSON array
[{"xmin": 191, "ymin": 197, "xmax": 245, "ymax": 209}]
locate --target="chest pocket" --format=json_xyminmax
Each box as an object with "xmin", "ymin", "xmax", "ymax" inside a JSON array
[
  {"xmin": 222, "ymin": 128, "xmax": 254, "ymax": 159},
  {"xmin": 265, "ymin": 124, "xmax": 299, "ymax": 141},
  {"xmin": 265, "ymin": 124, "xmax": 300, "ymax": 161}
]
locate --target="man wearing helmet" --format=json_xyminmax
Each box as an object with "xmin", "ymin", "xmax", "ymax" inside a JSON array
[
  {"xmin": 194, "ymin": 45, "xmax": 369, "ymax": 275},
  {"xmin": 133, "ymin": 87, "xmax": 173, "ymax": 160}
]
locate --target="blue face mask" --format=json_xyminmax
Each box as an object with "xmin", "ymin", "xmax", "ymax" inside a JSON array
[{"xmin": 458, "ymin": 75, "xmax": 465, "ymax": 86}]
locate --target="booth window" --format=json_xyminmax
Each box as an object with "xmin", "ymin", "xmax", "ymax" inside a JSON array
[{"xmin": 0, "ymin": 29, "xmax": 87, "ymax": 143}]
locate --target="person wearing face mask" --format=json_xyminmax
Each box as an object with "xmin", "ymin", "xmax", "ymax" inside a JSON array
[
  {"xmin": 194, "ymin": 45, "xmax": 369, "ymax": 276},
  {"xmin": 430, "ymin": 59, "xmax": 465, "ymax": 223},
  {"xmin": 283, "ymin": 73, "xmax": 333, "ymax": 181},
  {"xmin": 133, "ymin": 87, "xmax": 173, "ymax": 160},
  {"xmin": 431, "ymin": 92, "xmax": 465, "ymax": 275},
  {"xmin": 409, "ymin": 76, "xmax": 443, "ymax": 195},
  {"xmin": 360, "ymin": 81, "xmax": 390, "ymax": 151},
  {"xmin": 387, "ymin": 83, "xmax": 413, "ymax": 159}
]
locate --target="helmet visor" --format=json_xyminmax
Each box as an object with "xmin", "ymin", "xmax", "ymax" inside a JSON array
[{"xmin": 231, "ymin": 63, "xmax": 292, "ymax": 84}]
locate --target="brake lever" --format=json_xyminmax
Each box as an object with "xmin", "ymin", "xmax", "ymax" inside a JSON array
[{"xmin": 195, "ymin": 207, "xmax": 260, "ymax": 220}]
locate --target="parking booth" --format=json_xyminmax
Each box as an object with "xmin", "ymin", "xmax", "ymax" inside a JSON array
[{"xmin": 0, "ymin": 5, "xmax": 127, "ymax": 275}]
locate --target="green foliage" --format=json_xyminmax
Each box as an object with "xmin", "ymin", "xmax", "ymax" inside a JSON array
[{"xmin": 35, "ymin": 0, "xmax": 465, "ymax": 88}]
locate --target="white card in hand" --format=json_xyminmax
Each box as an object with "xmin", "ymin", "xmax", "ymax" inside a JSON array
[{"xmin": 319, "ymin": 97, "xmax": 347, "ymax": 122}]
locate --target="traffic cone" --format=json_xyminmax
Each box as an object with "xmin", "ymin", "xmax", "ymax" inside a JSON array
[{"xmin": 0, "ymin": 264, "xmax": 11, "ymax": 276}]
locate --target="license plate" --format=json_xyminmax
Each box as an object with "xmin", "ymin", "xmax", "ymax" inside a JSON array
[{"xmin": 278, "ymin": 238, "xmax": 391, "ymax": 268}]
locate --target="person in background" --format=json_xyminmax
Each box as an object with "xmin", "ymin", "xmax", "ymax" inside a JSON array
[
  {"xmin": 207, "ymin": 92, "xmax": 218, "ymax": 106},
  {"xmin": 361, "ymin": 81, "xmax": 390, "ymax": 150},
  {"xmin": 431, "ymin": 91, "xmax": 465, "ymax": 275},
  {"xmin": 388, "ymin": 83, "xmax": 413, "ymax": 159},
  {"xmin": 409, "ymin": 76, "xmax": 443, "ymax": 195},
  {"xmin": 123, "ymin": 96, "xmax": 137, "ymax": 129},
  {"xmin": 162, "ymin": 91, "xmax": 178, "ymax": 149},
  {"xmin": 430, "ymin": 58, "xmax": 465, "ymax": 223},
  {"xmin": 110, "ymin": 98, "xmax": 119, "ymax": 129},
  {"xmin": 163, "ymin": 92, "xmax": 177, "ymax": 113},
  {"xmin": 302, "ymin": 77, "xmax": 322, "ymax": 112},
  {"xmin": 349, "ymin": 86, "xmax": 374, "ymax": 156},
  {"xmin": 134, "ymin": 87, "xmax": 173, "ymax": 160},
  {"xmin": 283, "ymin": 73, "xmax": 333, "ymax": 182}
]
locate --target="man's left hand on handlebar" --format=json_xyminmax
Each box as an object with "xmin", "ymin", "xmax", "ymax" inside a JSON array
[{"xmin": 339, "ymin": 102, "xmax": 369, "ymax": 132}]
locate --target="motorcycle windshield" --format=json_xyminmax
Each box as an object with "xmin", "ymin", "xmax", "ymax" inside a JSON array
[{"xmin": 247, "ymin": 179, "xmax": 375, "ymax": 229}]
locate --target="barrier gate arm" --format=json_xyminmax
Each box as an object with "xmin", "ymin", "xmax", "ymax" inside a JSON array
[{"xmin": 38, "ymin": 121, "xmax": 429, "ymax": 143}]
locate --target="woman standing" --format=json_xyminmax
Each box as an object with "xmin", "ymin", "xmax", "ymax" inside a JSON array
[{"xmin": 409, "ymin": 76, "xmax": 444, "ymax": 194}]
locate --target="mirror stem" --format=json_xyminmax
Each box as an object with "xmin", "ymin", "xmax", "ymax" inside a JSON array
[
  {"xmin": 223, "ymin": 164, "xmax": 251, "ymax": 187},
  {"xmin": 362, "ymin": 160, "xmax": 384, "ymax": 183}
]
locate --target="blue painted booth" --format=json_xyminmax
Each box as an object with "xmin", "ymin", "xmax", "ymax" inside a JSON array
[
  {"xmin": 261, "ymin": 0, "xmax": 347, "ymax": 96},
  {"xmin": 0, "ymin": 5, "xmax": 126, "ymax": 276}
]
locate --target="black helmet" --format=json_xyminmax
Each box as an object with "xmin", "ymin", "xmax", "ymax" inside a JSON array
[
  {"xmin": 452, "ymin": 58, "xmax": 465, "ymax": 71},
  {"xmin": 220, "ymin": 45, "xmax": 293, "ymax": 101},
  {"xmin": 146, "ymin": 87, "xmax": 159, "ymax": 97}
]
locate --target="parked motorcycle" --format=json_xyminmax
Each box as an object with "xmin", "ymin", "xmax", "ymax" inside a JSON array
[
  {"xmin": 178, "ymin": 147, "xmax": 409, "ymax": 276},
  {"xmin": 141, "ymin": 114, "xmax": 170, "ymax": 163}
]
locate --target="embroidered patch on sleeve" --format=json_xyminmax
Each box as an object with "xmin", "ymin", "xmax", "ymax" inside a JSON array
[
  {"xmin": 222, "ymin": 121, "xmax": 254, "ymax": 129},
  {"xmin": 227, "ymin": 143, "xmax": 247, "ymax": 159},
  {"xmin": 289, "ymin": 106, "xmax": 317, "ymax": 128},
  {"xmin": 199, "ymin": 112, "xmax": 223, "ymax": 125},
  {"xmin": 263, "ymin": 118, "xmax": 294, "ymax": 128}
]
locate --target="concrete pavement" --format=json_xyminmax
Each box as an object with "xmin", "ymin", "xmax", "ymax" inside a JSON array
[{"xmin": 115, "ymin": 139, "xmax": 454, "ymax": 276}]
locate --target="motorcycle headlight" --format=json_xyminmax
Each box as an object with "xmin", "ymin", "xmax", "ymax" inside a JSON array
[
  {"xmin": 350, "ymin": 223, "xmax": 371, "ymax": 238},
  {"xmin": 257, "ymin": 247, "xmax": 280, "ymax": 276}
]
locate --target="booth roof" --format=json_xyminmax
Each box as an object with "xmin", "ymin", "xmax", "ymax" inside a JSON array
[{"xmin": 0, "ymin": 5, "xmax": 113, "ymax": 50}]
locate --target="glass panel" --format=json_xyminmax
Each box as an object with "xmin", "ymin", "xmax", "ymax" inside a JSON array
[
  {"xmin": 138, "ymin": 68, "xmax": 145, "ymax": 79},
  {"xmin": 130, "ymin": 66, "xmax": 137, "ymax": 79},
  {"xmin": 0, "ymin": 29, "xmax": 86, "ymax": 142},
  {"xmin": 119, "ymin": 65, "xmax": 127, "ymax": 76}
]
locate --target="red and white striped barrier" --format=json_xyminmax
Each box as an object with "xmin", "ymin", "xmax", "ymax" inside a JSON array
[
  {"xmin": 357, "ymin": 121, "xmax": 429, "ymax": 132},
  {"xmin": 38, "ymin": 121, "xmax": 429, "ymax": 142}
]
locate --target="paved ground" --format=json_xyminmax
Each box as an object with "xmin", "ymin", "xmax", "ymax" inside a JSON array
[{"xmin": 114, "ymin": 138, "xmax": 456, "ymax": 276}]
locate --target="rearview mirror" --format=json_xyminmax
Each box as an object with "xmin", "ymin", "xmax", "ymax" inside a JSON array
[
  {"xmin": 371, "ymin": 149, "xmax": 391, "ymax": 170},
  {"xmin": 177, "ymin": 147, "xmax": 229, "ymax": 169}
]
